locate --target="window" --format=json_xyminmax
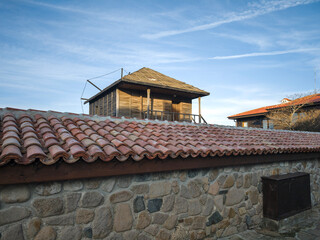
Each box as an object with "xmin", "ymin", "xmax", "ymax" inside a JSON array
[
  {"xmin": 263, "ymin": 120, "xmax": 268, "ymax": 129},
  {"xmin": 242, "ymin": 122, "xmax": 248, "ymax": 127},
  {"xmin": 269, "ymin": 120, "xmax": 274, "ymax": 129}
]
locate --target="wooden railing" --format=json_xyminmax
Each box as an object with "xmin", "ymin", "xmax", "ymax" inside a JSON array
[{"xmin": 143, "ymin": 110, "xmax": 207, "ymax": 124}]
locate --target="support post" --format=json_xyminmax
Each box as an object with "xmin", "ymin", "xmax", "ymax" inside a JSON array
[
  {"xmin": 121, "ymin": 68, "xmax": 123, "ymax": 79},
  {"xmin": 198, "ymin": 97, "xmax": 201, "ymax": 123},
  {"xmin": 140, "ymin": 95, "xmax": 143, "ymax": 119},
  {"xmin": 147, "ymin": 89, "xmax": 150, "ymax": 119},
  {"xmin": 116, "ymin": 89, "xmax": 120, "ymax": 117}
]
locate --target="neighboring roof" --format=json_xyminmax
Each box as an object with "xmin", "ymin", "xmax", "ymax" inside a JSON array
[
  {"xmin": 228, "ymin": 93, "xmax": 320, "ymax": 119},
  {"xmin": 1, "ymin": 108, "xmax": 320, "ymax": 168},
  {"xmin": 85, "ymin": 67, "xmax": 209, "ymax": 103}
]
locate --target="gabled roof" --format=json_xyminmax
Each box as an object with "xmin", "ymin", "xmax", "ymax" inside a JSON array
[
  {"xmin": 85, "ymin": 67, "xmax": 209, "ymax": 103},
  {"xmin": 228, "ymin": 93, "xmax": 320, "ymax": 119}
]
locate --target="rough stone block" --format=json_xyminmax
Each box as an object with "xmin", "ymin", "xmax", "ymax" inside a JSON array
[
  {"xmin": 248, "ymin": 189, "xmax": 259, "ymax": 205},
  {"xmin": 147, "ymin": 199, "xmax": 163, "ymax": 213},
  {"xmin": 117, "ymin": 176, "xmax": 132, "ymax": 188},
  {"xmin": 83, "ymin": 227, "xmax": 92, "ymax": 238},
  {"xmin": 63, "ymin": 181, "xmax": 83, "ymax": 191},
  {"xmin": 0, "ymin": 206, "xmax": 31, "ymax": 226},
  {"xmin": 76, "ymin": 208, "xmax": 94, "ymax": 224},
  {"xmin": 163, "ymin": 215, "xmax": 178, "ymax": 230},
  {"xmin": 26, "ymin": 217, "xmax": 42, "ymax": 239},
  {"xmin": 208, "ymin": 181, "xmax": 219, "ymax": 196},
  {"xmin": 2, "ymin": 224, "xmax": 24, "ymax": 240},
  {"xmin": 123, "ymin": 230, "xmax": 139, "ymax": 239},
  {"xmin": 225, "ymin": 188, "xmax": 244, "ymax": 206},
  {"xmin": 203, "ymin": 198, "xmax": 214, "ymax": 216},
  {"xmin": 110, "ymin": 190, "xmax": 133, "ymax": 203},
  {"xmin": 214, "ymin": 194, "xmax": 224, "ymax": 212},
  {"xmin": 34, "ymin": 226, "xmax": 56, "ymax": 240},
  {"xmin": 92, "ymin": 206, "xmax": 113, "ymax": 238},
  {"xmin": 149, "ymin": 181, "xmax": 171, "ymax": 198},
  {"xmin": 188, "ymin": 180, "xmax": 201, "ymax": 198},
  {"xmin": 0, "ymin": 185, "xmax": 30, "ymax": 203},
  {"xmin": 145, "ymin": 224, "xmax": 160, "ymax": 236},
  {"xmin": 223, "ymin": 175, "xmax": 235, "ymax": 188},
  {"xmin": 162, "ymin": 195, "xmax": 175, "ymax": 212},
  {"xmin": 85, "ymin": 179, "xmax": 101, "ymax": 189},
  {"xmin": 175, "ymin": 197, "xmax": 188, "ymax": 214},
  {"xmin": 152, "ymin": 213, "xmax": 169, "ymax": 225},
  {"xmin": 33, "ymin": 197, "xmax": 63, "ymax": 217},
  {"xmin": 188, "ymin": 199, "xmax": 202, "ymax": 216},
  {"xmin": 59, "ymin": 226, "xmax": 82, "ymax": 240},
  {"xmin": 65, "ymin": 192, "xmax": 81, "ymax": 213},
  {"xmin": 114, "ymin": 203, "xmax": 133, "ymax": 232},
  {"xmin": 244, "ymin": 174, "xmax": 252, "ymax": 188},
  {"xmin": 136, "ymin": 211, "xmax": 151, "ymax": 229},
  {"xmin": 35, "ymin": 182, "xmax": 61, "ymax": 196},
  {"xmin": 172, "ymin": 180, "xmax": 180, "ymax": 194},
  {"xmin": 44, "ymin": 213, "xmax": 75, "ymax": 225},
  {"xmin": 81, "ymin": 191, "xmax": 104, "ymax": 207},
  {"xmin": 207, "ymin": 211, "xmax": 223, "ymax": 226},
  {"xmin": 180, "ymin": 185, "xmax": 192, "ymax": 199},
  {"xmin": 101, "ymin": 178, "xmax": 116, "ymax": 192},
  {"xmin": 131, "ymin": 184, "xmax": 149, "ymax": 194},
  {"xmin": 133, "ymin": 196, "xmax": 145, "ymax": 213}
]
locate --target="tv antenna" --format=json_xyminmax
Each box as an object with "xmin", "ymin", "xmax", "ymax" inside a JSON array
[{"xmin": 80, "ymin": 68, "xmax": 124, "ymax": 113}]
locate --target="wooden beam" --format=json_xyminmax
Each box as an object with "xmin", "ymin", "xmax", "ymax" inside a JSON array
[
  {"xmin": 87, "ymin": 80, "xmax": 102, "ymax": 91},
  {"xmin": 140, "ymin": 95, "xmax": 143, "ymax": 119},
  {"xmin": 147, "ymin": 89, "xmax": 151, "ymax": 119},
  {"xmin": 0, "ymin": 152, "xmax": 319, "ymax": 185}
]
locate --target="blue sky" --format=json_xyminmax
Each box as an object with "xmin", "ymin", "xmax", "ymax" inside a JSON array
[{"xmin": 1, "ymin": 0, "xmax": 320, "ymax": 125}]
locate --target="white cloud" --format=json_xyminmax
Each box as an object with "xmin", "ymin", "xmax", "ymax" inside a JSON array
[
  {"xmin": 210, "ymin": 48, "xmax": 320, "ymax": 60},
  {"xmin": 142, "ymin": 0, "xmax": 320, "ymax": 39}
]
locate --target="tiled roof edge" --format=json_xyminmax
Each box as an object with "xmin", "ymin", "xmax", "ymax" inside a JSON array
[{"xmin": 2, "ymin": 107, "xmax": 320, "ymax": 135}]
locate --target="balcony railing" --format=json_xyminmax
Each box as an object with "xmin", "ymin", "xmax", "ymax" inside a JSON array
[{"xmin": 143, "ymin": 110, "xmax": 207, "ymax": 124}]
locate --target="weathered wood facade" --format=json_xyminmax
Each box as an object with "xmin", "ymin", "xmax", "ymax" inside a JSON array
[{"xmin": 85, "ymin": 68, "xmax": 209, "ymax": 122}]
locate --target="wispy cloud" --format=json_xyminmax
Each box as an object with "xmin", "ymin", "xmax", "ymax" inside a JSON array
[
  {"xmin": 142, "ymin": 0, "xmax": 320, "ymax": 39},
  {"xmin": 209, "ymin": 48, "xmax": 320, "ymax": 60}
]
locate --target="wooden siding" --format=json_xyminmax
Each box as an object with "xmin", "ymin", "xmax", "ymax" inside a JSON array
[
  {"xmin": 89, "ymin": 88, "xmax": 192, "ymax": 119},
  {"xmin": 89, "ymin": 90, "xmax": 116, "ymax": 116}
]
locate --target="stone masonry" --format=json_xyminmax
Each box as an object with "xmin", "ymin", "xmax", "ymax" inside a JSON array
[{"xmin": 0, "ymin": 159, "xmax": 319, "ymax": 240}]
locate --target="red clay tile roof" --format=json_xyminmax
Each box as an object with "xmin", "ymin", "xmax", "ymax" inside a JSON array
[
  {"xmin": 228, "ymin": 94, "xmax": 320, "ymax": 119},
  {"xmin": 1, "ymin": 108, "xmax": 320, "ymax": 166}
]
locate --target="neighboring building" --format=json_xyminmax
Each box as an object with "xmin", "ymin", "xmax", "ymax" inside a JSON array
[
  {"xmin": 84, "ymin": 67, "xmax": 209, "ymax": 123},
  {"xmin": 228, "ymin": 94, "xmax": 320, "ymax": 129}
]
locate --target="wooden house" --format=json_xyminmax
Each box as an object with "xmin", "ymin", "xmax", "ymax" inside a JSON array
[{"xmin": 84, "ymin": 67, "xmax": 209, "ymax": 123}]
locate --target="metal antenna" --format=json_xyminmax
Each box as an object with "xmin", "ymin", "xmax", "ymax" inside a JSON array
[{"xmin": 315, "ymin": 70, "xmax": 317, "ymax": 94}]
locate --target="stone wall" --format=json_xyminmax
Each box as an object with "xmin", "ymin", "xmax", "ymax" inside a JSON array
[{"xmin": 0, "ymin": 158, "xmax": 319, "ymax": 240}]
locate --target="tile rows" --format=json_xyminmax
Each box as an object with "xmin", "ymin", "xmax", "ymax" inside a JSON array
[{"xmin": 1, "ymin": 111, "xmax": 320, "ymax": 166}]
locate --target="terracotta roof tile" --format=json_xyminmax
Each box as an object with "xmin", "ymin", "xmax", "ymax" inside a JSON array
[
  {"xmin": 1, "ymin": 108, "xmax": 320, "ymax": 166},
  {"xmin": 229, "ymin": 93, "xmax": 320, "ymax": 119}
]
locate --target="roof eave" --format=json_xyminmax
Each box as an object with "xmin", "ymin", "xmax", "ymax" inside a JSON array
[
  {"xmin": 121, "ymin": 78, "xmax": 210, "ymax": 98},
  {"xmin": 228, "ymin": 112, "xmax": 267, "ymax": 120}
]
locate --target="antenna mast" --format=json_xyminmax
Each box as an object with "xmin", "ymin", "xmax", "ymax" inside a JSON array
[{"xmin": 315, "ymin": 70, "xmax": 317, "ymax": 94}]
